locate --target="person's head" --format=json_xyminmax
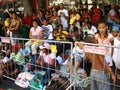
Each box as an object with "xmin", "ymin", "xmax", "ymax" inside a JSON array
[
  {"xmin": 11, "ymin": 44, "xmax": 19, "ymax": 54},
  {"xmin": 97, "ymin": 20, "xmax": 108, "ymax": 37},
  {"xmin": 43, "ymin": 19, "xmax": 48, "ymax": 26},
  {"xmin": 83, "ymin": 34, "xmax": 96, "ymax": 43},
  {"xmin": 87, "ymin": 22, "xmax": 92, "ymax": 29},
  {"xmin": 112, "ymin": 26, "xmax": 119, "ymax": 37},
  {"xmin": 84, "ymin": 18, "xmax": 89, "ymax": 23},
  {"xmin": 23, "ymin": 12, "xmax": 29, "ymax": 18},
  {"xmin": 37, "ymin": 10, "xmax": 44, "ymax": 17},
  {"xmin": 39, "ymin": 43, "xmax": 50, "ymax": 54},
  {"xmin": 58, "ymin": 24, "xmax": 63, "ymax": 32},
  {"xmin": 72, "ymin": 26, "xmax": 79, "ymax": 36},
  {"xmin": 53, "ymin": 10, "xmax": 57, "ymax": 16},
  {"xmin": 59, "ymin": 3, "xmax": 64, "ymax": 9},
  {"xmin": 111, "ymin": 3, "xmax": 116, "ymax": 9},
  {"xmin": 32, "ymin": 20, "xmax": 38, "ymax": 28},
  {"xmin": 12, "ymin": 11, "xmax": 17, "ymax": 19}
]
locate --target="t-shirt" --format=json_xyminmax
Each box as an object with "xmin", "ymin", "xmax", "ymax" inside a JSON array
[
  {"xmin": 87, "ymin": 26, "xmax": 97, "ymax": 35},
  {"xmin": 42, "ymin": 25, "xmax": 53, "ymax": 39},
  {"xmin": 112, "ymin": 37, "xmax": 120, "ymax": 69},
  {"xmin": 55, "ymin": 30, "xmax": 69, "ymax": 41},
  {"xmin": 30, "ymin": 26, "xmax": 43, "ymax": 39},
  {"xmin": 10, "ymin": 52, "xmax": 25, "ymax": 65},
  {"xmin": 58, "ymin": 9, "xmax": 69, "ymax": 28},
  {"xmin": 40, "ymin": 51, "xmax": 56, "ymax": 65}
]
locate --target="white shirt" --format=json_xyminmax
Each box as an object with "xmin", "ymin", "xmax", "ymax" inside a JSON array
[
  {"xmin": 87, "ymin": 26, "xmax": 97, "ymax": 35},
  {"xmin": 58, "ymin": 9, "xmax": 69, "ymax": 28},
  {"xmin": 112, "ymin": 37, "xmax": 120, "ymax": 69},
  {"xmin": 42, "ymin": 24, "xmax": 53, "ymax": 39}
]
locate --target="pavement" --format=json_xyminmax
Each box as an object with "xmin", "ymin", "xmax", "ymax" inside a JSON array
[{"xmin": 0, "ymin": 77, "xmax": 29, "ymax": 90}]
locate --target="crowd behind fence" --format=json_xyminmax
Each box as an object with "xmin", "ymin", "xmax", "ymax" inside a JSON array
[{"xmin": 0, "ymin": 37, "xmax": 120, "ymax": 90}]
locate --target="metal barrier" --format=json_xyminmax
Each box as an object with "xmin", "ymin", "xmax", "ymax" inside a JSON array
[
  {"xmin": 0, "ymin": 37, "xmax": 74, "ymax": 90},
  {"xmin": 0, "ymin": 37, "xmax": 120, "ymax": 90}
]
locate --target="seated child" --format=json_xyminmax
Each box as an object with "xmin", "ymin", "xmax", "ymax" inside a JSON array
[{"xmin": 9, "ymin": 44, "xmax": 25, "ymax": 76}]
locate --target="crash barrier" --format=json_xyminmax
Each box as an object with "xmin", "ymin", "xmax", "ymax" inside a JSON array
[
  {"xmin": 67, "ymin": 42, "xmax": 120, "ymax": 90},
  {"xmin": 0, "ymin": 37, "xmax": 75, "ymax": 90},
  {"xmin": 0, "ymin": 37, "xmax": 120, "ymax": 90}
]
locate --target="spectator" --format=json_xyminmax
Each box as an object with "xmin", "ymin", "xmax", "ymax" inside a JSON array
[
  {"xmin": 36, "ymin": 10, "xmax": 46, "ymax": 26},
  {"xmin": 95, "ymin": 21, "xmax": 114, "ymax": 67},
  {"xmin": 83, "ymin": 34, "xmax": 115, "ymax": 90},
  {"xmin": 42, "ymin": 19, "xmax": 54, "ymax": 40},
  {"xmin": 111, "ymin": 26, "xmax": 119, "ymax": 37},
  {"xmin": 9, "ymin": 11, "xmax": 22, "ymax": 44},
  {"xmin": 36, "ymin": 43, "xmax": 56, "ymax": 85},
  {"xmin": 49, "ymin": 10, "xmax": 61, "ymax": 31},
  {"xmin": 9, "ymin": 44, "xmax": 25, "ymax": 76},
  {"xmin": 25, "ymin": 20, "xmax": 43, "ymax": 55},
  {"xmin": 58, "ymin": 3, "xmax": 69, "ymax": 32},
  {"xmin": 69, "ymin": 8, "xmax": 80, "ymax": 33}
]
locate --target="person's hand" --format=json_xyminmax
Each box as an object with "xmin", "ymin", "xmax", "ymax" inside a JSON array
[{"xmin": 111, "ymin": 74, "xmax": 116, "ymax": 83}]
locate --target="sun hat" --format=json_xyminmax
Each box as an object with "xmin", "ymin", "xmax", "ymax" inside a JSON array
[{"xmin": 39, "ymin": 43, "xmax": 50, "ymax": 50}]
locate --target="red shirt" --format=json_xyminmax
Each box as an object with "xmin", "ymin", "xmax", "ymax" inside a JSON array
[{"xmin": 22, "ymin": 17, "xmax": 32, "ymax": 27}]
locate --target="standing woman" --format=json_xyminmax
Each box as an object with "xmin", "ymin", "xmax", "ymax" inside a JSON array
[
  {"xmin": 49, "ymin": 10, "xmax": 61, "ymax": 31},
  {"xmin": 95, "ymin": 20, "xmax": 114, "ymax": 67}
]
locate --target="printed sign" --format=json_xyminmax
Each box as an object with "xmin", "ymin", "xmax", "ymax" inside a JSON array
[
  {"xmin": 84, "ymin": 45, "xmax": 106, "ymax": 55},
  {"xmin": 1, "ymin": 37, "xmax": 10, "ymax": 43}
]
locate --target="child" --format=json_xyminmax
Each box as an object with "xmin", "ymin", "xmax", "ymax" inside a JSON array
[
  {"xmin": 111, "ymin": 26, "xmax": 119, "ymax": 37},
  {"xmin": 83, "ymin": 34, "xmax": 115, "ymax": 90},
  {"xmin": 9, "ymin": 44, "xmax": 25, "ymax": 76},
  {"xmin": 95, "ymin": 20, "xmax": 114, "ymax": 67},
  {"xmin": 112, "ymin": 32, "xmax": 120, "ymax": 85}
]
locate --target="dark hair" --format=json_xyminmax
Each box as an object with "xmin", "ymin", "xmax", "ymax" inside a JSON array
[
  {"xmin": 83, "ymin": 34, "xmax": 96, "ymax": 43},
  {"xmin": 97, "ymin": 20, "xmax": 108, "ymax": 38},
  {"xmin": 58, "ymin": 24, "xmax": 63, "ymax": 28},
  {"xmin": 33, "ymin": 19, "xmax": 39, "ymax": 25},
  {"xmin": 73, "ymin": 26, "xmax": 78, "ymax": 32}
]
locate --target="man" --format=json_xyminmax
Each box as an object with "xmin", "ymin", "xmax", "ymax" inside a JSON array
[{"xmin": 58, "ymin": 3, "xmax": 69, "ymax": 32}]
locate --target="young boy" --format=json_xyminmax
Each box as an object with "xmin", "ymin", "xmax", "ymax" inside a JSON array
[
  {"xmin": 83, "ymin": 34, "xmax": 115, "ymax": 90},
  {"xmin": 111, "ymin": 26, "xmax": 119, "ymax": 37},
  {"xmin": 9, "ymin": 44, "xmax": 25, "ymax": 76}
]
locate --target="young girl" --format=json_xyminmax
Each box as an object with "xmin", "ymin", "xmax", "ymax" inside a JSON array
[{"xmin": 95, "ymin": 21, "xmax": 114, "ymax": 67}]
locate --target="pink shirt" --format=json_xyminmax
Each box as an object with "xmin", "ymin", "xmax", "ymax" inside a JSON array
[
  {"xmin": 30, "ymin": 26, "xmax": 42, "ymax": 39},
  {"xmin": 40, "ymin": 51, "xmax": 56, "ymax": 65},
  {"xmin": 95, "ymin": 33, "xmax": 114, "ymax": 66}
]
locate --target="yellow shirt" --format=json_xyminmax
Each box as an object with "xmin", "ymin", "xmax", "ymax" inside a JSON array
[
  {"xmin": 55, "ymin": 31, "xmax": 69, "ymax": 41},
  {"xmin": 70, "ymin": 14, "xmax": 80, "ymax": 25}
]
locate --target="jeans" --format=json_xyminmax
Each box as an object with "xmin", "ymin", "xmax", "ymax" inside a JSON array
[{"xmin": 90, "ymin": 69, "xmax": 111, "ymax": 90}]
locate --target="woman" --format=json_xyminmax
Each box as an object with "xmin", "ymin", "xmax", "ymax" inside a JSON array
[
  {"xmin": 25, "ymin": 20, "xmax": 43, "ymax": 55},
  {"xmin": 49, "ymin": 10, "xmax": 61, "ymax": 31},
  {"xmin": 36, "ymin": 43, "xmax": 56, "ymax": 85}
]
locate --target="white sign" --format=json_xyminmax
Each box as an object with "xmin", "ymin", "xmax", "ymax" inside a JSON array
[
  {"xmin": 84, "ymin": 45, "xmax": 106, "ymax": 55},
  {"xmin": 1, "ymin": 38, "xmax": 10, "ymax": 43}
]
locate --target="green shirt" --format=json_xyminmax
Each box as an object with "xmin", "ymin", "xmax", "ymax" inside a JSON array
[{"xmin": 10, "ymin": 52, "xmax": 25, "ymax": 65}]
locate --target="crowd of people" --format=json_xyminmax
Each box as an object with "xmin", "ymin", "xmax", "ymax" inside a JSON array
[{"xmin": 0, "ymin": 2, "xmax": 120, "ymax": 90}]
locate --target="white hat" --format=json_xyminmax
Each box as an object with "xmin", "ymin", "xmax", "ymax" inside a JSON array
[{"xmin": 39, "ymin": 43, "xmax": 50, "ymax": 50}]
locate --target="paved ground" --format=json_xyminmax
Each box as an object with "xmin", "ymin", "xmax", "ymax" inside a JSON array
[{"xmin": 0, "ymin": 77, "xmax": 29, "ymax": 90}]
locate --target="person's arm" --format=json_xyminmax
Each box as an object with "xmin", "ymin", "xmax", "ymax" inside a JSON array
[
  {"xmin": 99, "ymin": 55, "xmax": 115, "ymax": 82},
  {"xmin": 39, "ymin": 30, "xmax": 44, "ymax": 39},
  {"xmin": 110, "ymin": 38, "xmax": 114, "ymax": 57},
  {"xmin": 10, "ymin": 20, "xmax": 20, "ymax": 31}
]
